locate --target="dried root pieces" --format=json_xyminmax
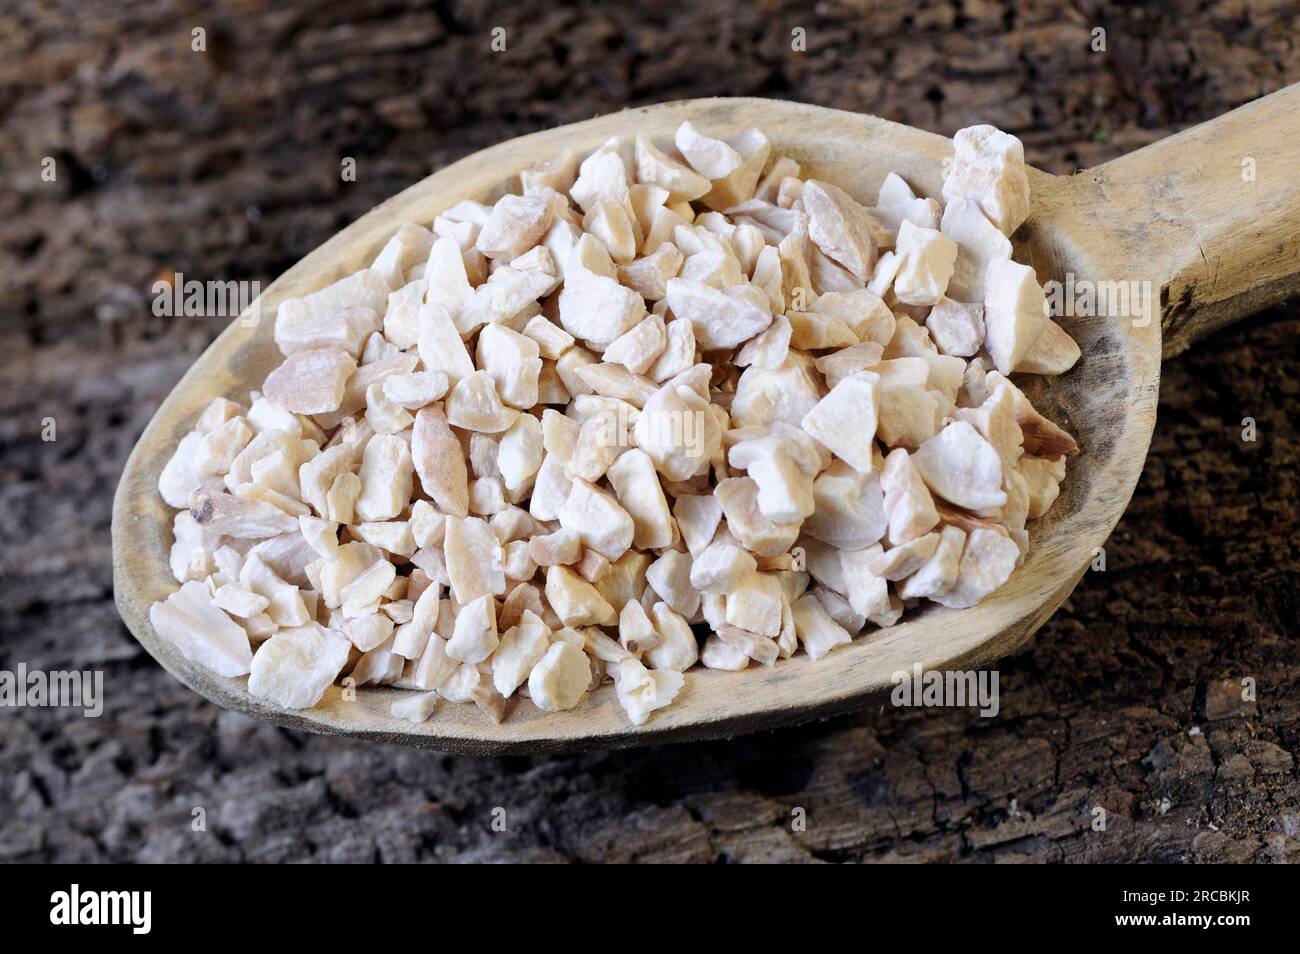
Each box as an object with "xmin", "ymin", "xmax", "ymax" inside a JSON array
[{"xmin": 152, "ymin": 119, "xmax": 1077, "ymax": 727}]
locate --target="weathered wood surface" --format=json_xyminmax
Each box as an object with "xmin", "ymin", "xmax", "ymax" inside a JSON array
[{"xmin": 3, "ymin": 0, "xmax": 1299, "ymax": 862}]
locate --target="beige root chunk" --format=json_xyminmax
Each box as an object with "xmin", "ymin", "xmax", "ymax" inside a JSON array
[
  {"xmin": 558, "ymin": 478, "xmax": 635, "ymax": 560},
  {"xmin": 647, "ymin": 318, "xmax": 695, "ymax": 385},
  {"xmin": 339, "ymin": 559, "xmax": 396, "ymax": 618},
  {"xmin": 1017, "ymin": 318, "xmax": 1081, "ymax": 375},
  {"xmin": 696, "ymin": 128, "xmax": 770, "ymax": 210},
  {"xmin": 814, "ymin": 341, "xmax": 884, "ymax": 390},
  {"xmin": 645, "ymin": 549, "xmax": 700, "ymax": 618},
  {"xmin": 351, "ymin": 521, "xmax": 415, "ymax": 558},
  {"xmin": 412, "ymin": 632, "xmax": 457, "ymax": 691},
  {"xmin": 354, "ymin": 434, "xmax": 413, "ymax": 522},
  {"xmin": 701, "ymin": 632, "xmax": 749, "ymax": 670},
  {"xmin": 786, "ymin": 312, "xmax": 857, "ymax": 350},
  {"xmin": 800, "ymin": 372, "xmax": 881, "ymax": 475},
  {"xmin": 195, "ymin": 417, "xmax": 252, "ymax": 480},
  {"xmin": 391, "ymin": 691, "xmax": 440, "ymax": 723},
  {"xmin": 634, "ymin": 382, "xmax": 720, "ymax": 482},
  {"xmin": 618, "ymin": 600, "xmax": 660, "ymax": 656},
  {"xmin": 476, "ymin": 324, "xmax": 542, "ymax": 410},
  {"xmin": 880, "ymin": 448, "xmax": 940, "ymax": 545},
  {"xmin": 731, "ymin": 353, "xmax": 822, "ymax": 430},
  {"xmin": 644, "ymin": 602, "xmax": 699, "ymax": 671},
  {"xmin": 605, "ymin": 449, "xmax": 674, "ymax": 550},
  {"xmin": 716, "ymin": 624, "xmax": 778, "ymax": 666},
  {"xmin": 363, "ymin": 381, "xmax": 413, "ymax": 435},
  {"xmin": 636, "ymin": 134, "xmax": 712, "ymax": 201},
  {"xmin": 802, "ymin": 179, "xmax": 879, "ymax": 281},
  {"xmin": 926, "ymin": 297, "xmax": 986, "ymax": 357},
  {"xmin": 1018, "ymin": 454, "xmax": 1068, "ymax": 517},
  {"xmin": 573, "ymin": 362, "xmax": 658, "ymax": 407},
  {"xmin": 727, "ymin": 424, "xmax": 824, "ymax": 523},
  {"xmin": 611, "ymin": 656, "xmax": 685, "ymax": 725},
  {"xmin": 913, "ymin": 420, "xmax": 1008, "ymax": 511},
  {"xmin": 189, "ymin": 488, "xmax": 299, "ymax": 538},
  {"xmin": 416, "ymin": 302, "xmax": 476, "ymax": 385},
  {"xmin": 940, "ymin": 197, "xmax": 1012, "ymax": 302},
  {"xmin": 529, "ymin": 529, "xmax": 582, "ymax": 567},
  {"xmin": 942, "ymin": 124, "xmax": 1030, "ymax": 237},
  {"xmin": 791, "ymin": 594, "xmax": 852, "ymax": 660},
  {"xmin": 444, "ymin": 516, "xmax": 506, "ymax": 604},
  {"xmin": 982, "ymin": 258, "xmax": 1048, "ymax": 375},
  {"xmin": 411, "ymin": 404, "xmax": 469, "ymax": 518},
  {"xmin": 275, "ymin": 305, "xmax": 381, "ymax": 359},
  {"xmin": 877, "ymin": 380, "xmax": 944, "ymax": 448},
  {"xmin": 594, "ymin": 550, "xmax": 651, "ymax": 610},
  {"xmin": 475, "ymin": 194, "xmax": 552, "ymax": 261},
  {"xmin": 898, "ymin": 524, "xmax": 966, "ymax": 599},
  {"xmin": 521, "ymin": 147, "xmax": 579, "ymax": 195},
  {"xmin": 874, "ymin": 172, "xmax": 942, "ymax": 237},
  {"xmin": 558, "ymin": 235, "xmax": 647, "ymax": 348},
  {"xmin": 496, "ymin": 413, "xmax": 543, "ymax": 495},
  {"xmin": 931, "ymin": 527, "xmax": 1021, "ymax": 608},
  {"xmin": 840, "ymin": 545, "xmax": 903, "ymax": 627},
  {"xmin": 618, "ymin": 244, "xmax": 684, "ymax": 301},
  {"xmin": 725, "ymin": 572, "xmax": 783, "ymax": 637},
  {"xmin": 955, "ymin": 378, "xmax": 1024, "ymax": 472},
  {"xmin": 714, "ymin": 476, "xmax": 801, "ymax": 557},
  {"xmin": 372, "ymin": 222, "xmax": 435, "ymax": 288},
  {"xmin": 893, "ymin": 220, "xmax": 958, "ymax": 306},
  {"xmin": 529, "ymin": 641, "xmax": 592, "ymax": 712},
  {"xmin": 867, "ymin": 532, "xmax": 940, "ymax": 580},
  {"xmin": 583, "ymin": 201, "xmax": 638, "ymax": 264},
  {"xmin": 325, "ymin": 472, "xmax": 361, "ymax": 524},
  {"xmin": 672, "ymin": 493, "xmax": 723, "ymax": 557},
  {"xmin": 521, "ymin": 314, "xmax": 575, "ymax": 360},
  {"xmin": 445, "ymin": 369, "xmax": 520, "ymax": 433},
  {"xmin": 342, "ymin": 612, "xmax": 395, "ymax": 652},
  {"xmin": 150, "ymin": 580, "xmax": 253, "ymax": 676},
  {"xmin": 446, "ymin": 594, "xmax": 499, "ymax": 664},
  {"xmin": 383, "ymin": 371, "xmax": 449, "ymax": 409},
  {"xmin": 159, "ymin": 432, "xmax": 206, "ymax": 509},
  {"xmin": 690, "ymin": 540, "xmax": 757, "ymax": 594},
  {"xmin": 247, "ymin": 624, "xmax": 350, "ymax": 709},
  {"xmin": 736, "ymin": 314, "xmax": 791, "ymax": 371},
  {"xmin": 263, "ymin": 347, "xmax": 356, "ymax": 415},
  {"xmin": 602, "ymin": 315, "xmax": 667, "ymax": 376},
  {"xmin": 674, "ymin": 121, "xmax": 742, "ymax": 180},
  {"xmin": 664, "ymin": 278, "xmax": 772, "ymax": 351},
  {"xmin": 275, "ymin": 268, "xmax": 389, "ymax": 336},
  {"xmin": 382, "ymin": 282, "xmax": 424, "ymax": 350},
  {"xmin": 211, "ymin": 582, "xmax": 270, "ymax": 619},
  {"xmin": 545, "ymin": 566, "xmax": 616, "ymax": 627}
]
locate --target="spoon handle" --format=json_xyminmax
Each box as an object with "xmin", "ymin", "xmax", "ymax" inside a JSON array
[{"xmin": 1076, "ymin": 82, "xmax": 1300, "ymax": 359}]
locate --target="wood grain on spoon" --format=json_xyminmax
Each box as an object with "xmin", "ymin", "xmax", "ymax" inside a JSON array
[{"xmin": 112, "ymin": 88, "xmax": 1300, "ymax": 754}]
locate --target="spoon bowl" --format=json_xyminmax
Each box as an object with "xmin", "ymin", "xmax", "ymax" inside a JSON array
[{"xmin": 112, "ymin": 91, "xmax": 1300, "ymax": 753}]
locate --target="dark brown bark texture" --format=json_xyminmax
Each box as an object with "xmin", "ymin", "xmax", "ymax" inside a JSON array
[{"xmin": 1, "ymin": 0, "xmax": 1298, "ymax": 863}]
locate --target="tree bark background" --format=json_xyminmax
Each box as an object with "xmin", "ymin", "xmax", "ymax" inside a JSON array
[{"xmin": 1, "ymin": 0, "xmax": 1298, "ymax": 862}]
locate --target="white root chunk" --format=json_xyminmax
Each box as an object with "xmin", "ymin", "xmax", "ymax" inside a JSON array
[
  {"xmin": 800, "ymin": 373, "xmax": 881, "ymax": 475},
  {"xmin": 529, "ymin": 641, "xmax": 592, "ymax": 711},
  {"xmin": 150, "ymin": 580, "xmax": 253, "ymax": 676},
  {"xmin": 912, "ymin": 421, "xmax": 1008, "ymax": 511},
  {"xmin": 247, "ymin": 624, "xmax": 350, "ymax": 709}
]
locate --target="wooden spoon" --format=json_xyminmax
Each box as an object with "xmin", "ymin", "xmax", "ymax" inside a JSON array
[{"xmin": 112, "ymin": 88, "xmax": 1300, "ymax": 754}]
